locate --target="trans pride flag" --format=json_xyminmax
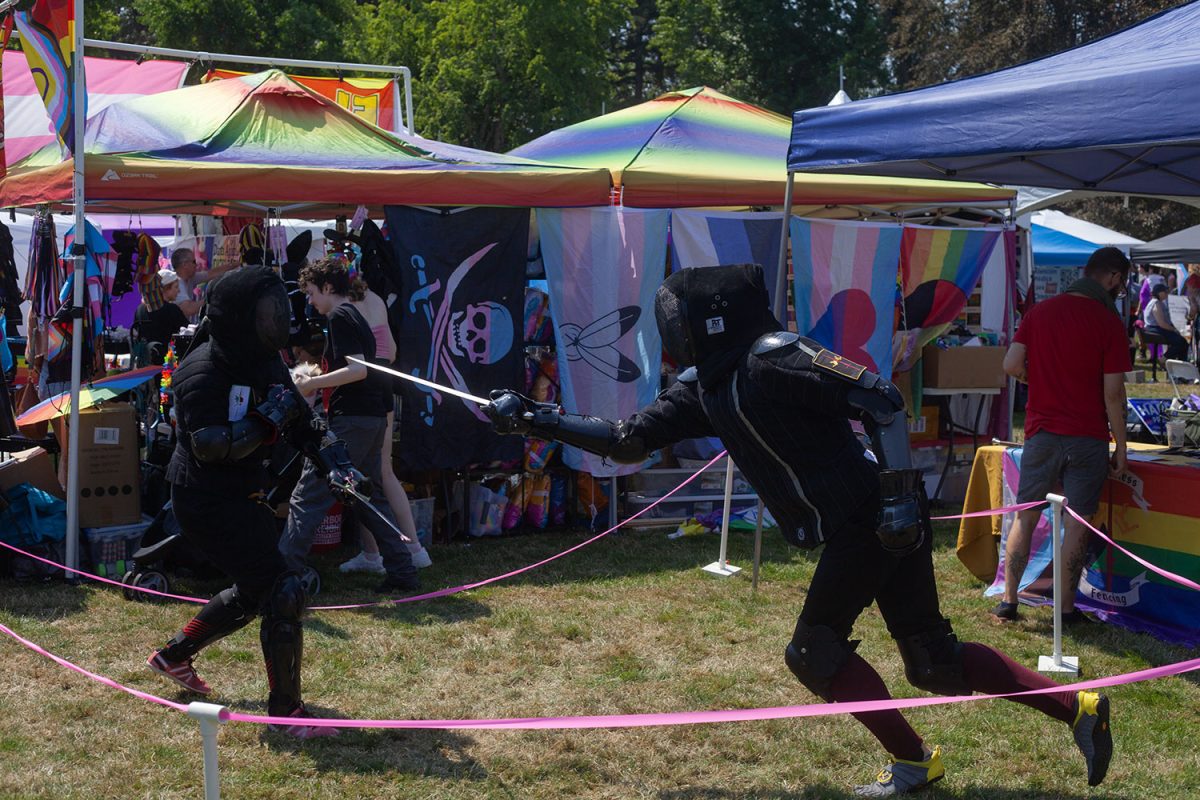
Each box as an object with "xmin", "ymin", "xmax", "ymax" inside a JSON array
[
  {"xmin": 538, "ymin": 207, "xmax": 667, "ymax": 477},
  {"xmin": 790, "ymin": 219, "xmax": 902, "ymax": 379},
  {"xmin": 14, "ymin": 0, "xmax": 81, "ymax": 153}
]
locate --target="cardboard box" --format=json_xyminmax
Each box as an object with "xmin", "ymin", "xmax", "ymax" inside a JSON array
[
  {"xmin": 922, "ymin": 345, "xmax": 1006, "ymax": 389},
  {"xmin": 0, "ymin": 447, "xmax": 64, "ymax": 499},
  {"xmin": 72, "ymin": 404, "xmax": 141, "ymax": 527},
  {"xmin": 908, "ymin": 405, "xmax": 940, "ymax": 442}
]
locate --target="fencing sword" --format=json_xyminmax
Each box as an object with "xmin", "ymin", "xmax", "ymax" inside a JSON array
[
  {"xmin": 347, "ymin": 356, "xmax": 491, "ymax": 407},
  {"xmin": 330, "ymin": 476, "xmax": 414, "ymax": 544}
]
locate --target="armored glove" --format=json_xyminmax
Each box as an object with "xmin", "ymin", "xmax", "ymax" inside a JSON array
[
  {"xmin": 485, "ymin": 390, "xmax": 545, "ymax": 436},
  {"xmin": 312, "ymin": 437, "xmax": 373, "ymax": 502},
  {"xmin": 252, "ymin": 384, "xmax": 305, "ymax": 443}
]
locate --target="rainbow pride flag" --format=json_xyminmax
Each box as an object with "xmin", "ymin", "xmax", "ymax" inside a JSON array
[
  {"xmin": 901, "ymin": 225, "xmax": 1000, "ymax": 328},
  {"xmin": 790, "ymin": 219, "xmax": 902, "ymax": 379},
  {"xmin": 14, "ymin": 0, "xmax": 81, "ymax": 153}
]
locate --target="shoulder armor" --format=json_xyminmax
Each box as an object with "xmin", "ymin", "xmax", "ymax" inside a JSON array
[
  {"xmin": 750, "ymin": 331, "xmax": 799, "ymax": 355},
  {"xmin": 676, "ymin": 366, "xmax": 700, "ymax": 384}
]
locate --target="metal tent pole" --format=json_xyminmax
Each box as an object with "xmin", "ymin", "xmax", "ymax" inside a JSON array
[{"xmin": 65, "ymin": 0, "xmax": 88, "ymax": 574}]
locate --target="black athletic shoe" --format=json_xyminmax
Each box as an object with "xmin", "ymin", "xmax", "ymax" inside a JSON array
[
  {"xmin": 375, "ymin": 575, "xmax": 421, "ymax": 595},
  {"xmin": 989, "ymin": 601, "xmax": 1020, "ymax": 621},
  {"xmin": 1072, "ymin": 691, "xmax": 1113, "ymax": 786}
]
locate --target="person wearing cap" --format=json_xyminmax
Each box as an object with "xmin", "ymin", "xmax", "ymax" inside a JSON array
[
  {"xmin": 1143, "ymin": 281, "xmax": 1189, "ymax": 362},
  {"xmin": 133, "ymin": 269, "xmax": 190, "ymax": 354}
]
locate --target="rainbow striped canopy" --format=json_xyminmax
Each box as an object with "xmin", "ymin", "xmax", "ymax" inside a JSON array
[
  {"xmin": 511, "ymin": 86, "xmax": 1013, "ymax": 210},
  {"xmin": 0, "ymin": 71, "xmax": 611, "ymax": 213}
]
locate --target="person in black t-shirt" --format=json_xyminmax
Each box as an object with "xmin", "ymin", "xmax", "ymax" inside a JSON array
[
  {"xmin": 279, "ymin": 257, "xmax": 418, "ymax": 594},
  {"xmin": 133, "ymin": 269, "xmax": 189, "ymax": 356}
]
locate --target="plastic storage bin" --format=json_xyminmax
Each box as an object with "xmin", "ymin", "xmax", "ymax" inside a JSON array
[{"xmin": 84, "ymin": 516, "xmax": 153, "ymax": 579}]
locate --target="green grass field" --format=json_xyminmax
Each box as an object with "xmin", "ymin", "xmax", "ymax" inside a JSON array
[{"xmin": 1, "ymin": 515, "xmax": 1197, "ymax": 799}]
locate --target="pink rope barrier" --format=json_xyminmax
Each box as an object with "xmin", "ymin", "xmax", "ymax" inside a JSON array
[
  {"xmin": 2, "ymin": 617, "xmax": 1196, "ymax": 731},
  {"xmin": 0, "ymin": 453, "xmax": 730, "ymax": 610}
]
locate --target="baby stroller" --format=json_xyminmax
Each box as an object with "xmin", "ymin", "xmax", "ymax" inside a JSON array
[{"xmin": 120, "ymin": 442, "xmax": 324, "ymax": 600}]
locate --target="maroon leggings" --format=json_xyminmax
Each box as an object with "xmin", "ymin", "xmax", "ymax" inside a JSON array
[{"xmin": 802, "ymin": 512, "xmax": 1076, "ymax": 762}]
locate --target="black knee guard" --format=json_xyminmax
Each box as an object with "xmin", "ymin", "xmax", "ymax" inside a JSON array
[
  {"xmin": 259, "ymin": 572, "xmax": 307, "ymax": 715},
  {"xmin": 162, "ymin": 586, "xmax": 254, "ymax": 661},
  {"xmin": 784, "ymin": 620, "xmax": 857, "ymax": 701},
  {"xmin": 895, "ymin": 618, "xmax": 970, "ymax": 696}
]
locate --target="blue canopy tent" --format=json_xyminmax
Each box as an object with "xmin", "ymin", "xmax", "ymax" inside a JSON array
[
  {"xmin": 1031, "ymin": 223, "xmax": 1103, "ymax": 267},
  {"xmin": 785, "ymin": 1, "xmax": 1200, "ymax": 196}
]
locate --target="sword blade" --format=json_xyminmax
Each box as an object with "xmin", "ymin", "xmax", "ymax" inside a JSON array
[
  {"xmin": 348, "ymin": 357, "xmax": 491, "ymax": 407},
  {"xmin": 338, "ymin": 483, "xmax": 413, "ymax": 544}
]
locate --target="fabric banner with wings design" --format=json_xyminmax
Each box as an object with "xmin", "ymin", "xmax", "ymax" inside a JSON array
[
  {"xmin": 385, "ymin": 205, "xmax": 528, "ymax": 469},
  {"xmin": 537, "ymin": 207, "xmax": 668, "ymax": 477}
]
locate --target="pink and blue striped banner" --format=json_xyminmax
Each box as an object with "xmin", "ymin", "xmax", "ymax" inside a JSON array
[{"xmin": 790, "ymin": 219, "xmax": 902, "ymax": 379}]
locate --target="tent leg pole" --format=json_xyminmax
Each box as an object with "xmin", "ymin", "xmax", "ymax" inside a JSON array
[{"xmin": 66, "ymin": 0, "xmax": 89, "ymax": 577}]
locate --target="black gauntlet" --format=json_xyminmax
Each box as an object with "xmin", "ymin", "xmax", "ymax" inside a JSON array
[
  {"xmin": 251, "ymin": 384, "xmax": 305, "ymax": 443},
  {"xmin": 309, "ymin": 435, "xmax": 372, "ymax": 502}
]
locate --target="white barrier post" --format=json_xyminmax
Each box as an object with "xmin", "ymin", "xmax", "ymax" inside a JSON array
[
  {"xmin": 1037, "ymin": 493, "xmax": 1079, "ymax": 675},
  {"xmin": 703, "ymin": 459, "xmax": 741, "ymax": 576},
  {"xmin": 186, "ymin": 702, "xmax": 229, "ymax": 800},
  {"xmin": 751, "ymin": 499, "xmax": 764, "ymax": 593}
]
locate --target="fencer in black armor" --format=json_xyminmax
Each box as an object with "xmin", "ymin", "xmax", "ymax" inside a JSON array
[
  {"xmin": 146, "ymin": 266, "xmax": 362, "ymax": 738},
  {"xmin": 487, "ymin": 265, "xmax": 1109, "ymax": 794}
]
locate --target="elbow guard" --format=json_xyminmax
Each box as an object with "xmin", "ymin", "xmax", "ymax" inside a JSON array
[{"xmin": 190, "ymin": 418, "xmax": 273, "ymax": 464}]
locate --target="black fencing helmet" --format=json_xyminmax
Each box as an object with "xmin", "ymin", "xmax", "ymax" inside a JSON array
[
  {"xmin": 206, "ymin": 266, "xmax": 291, "ymax": 363},
  {"xmin": 654, "ymin": 264, "xmax": 780, "ymax": 380}
]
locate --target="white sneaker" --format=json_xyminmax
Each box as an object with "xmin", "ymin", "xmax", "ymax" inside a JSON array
[
  {"xmin": 410, "ymin": 547, "xmax": 433, "ymax": 569},
  {"xmin": 339, "ymin": 551, "xmax": 386, "ymax": 574}
]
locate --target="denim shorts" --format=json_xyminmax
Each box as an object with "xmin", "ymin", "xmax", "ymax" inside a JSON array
[{"xmin": 1016, "ymin": 431, "xmax": 1110, "ymax": 516}]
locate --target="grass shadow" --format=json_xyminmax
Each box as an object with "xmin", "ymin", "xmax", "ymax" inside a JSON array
[
  {"xmin": 0, "ymin": 578, "xmax": 90, "ymax": 619},
  {"xmin": 238, "ymin": 698, "xmax": 487, "ymax": 779}
]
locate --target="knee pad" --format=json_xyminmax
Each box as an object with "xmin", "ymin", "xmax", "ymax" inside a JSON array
[
  {"xmin": 263, "ymin": 572, "xmax": 307, "ymax": 624},
  {"xmin": 895, "ymin": 619, "xmax": 970, "ymax": 696},
  {"xmin": 784, "ymin": 620, "xmax": 856, "ymax": 701}
]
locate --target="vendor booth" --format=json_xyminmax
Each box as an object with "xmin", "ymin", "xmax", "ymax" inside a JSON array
[{"xmin": 958, "ymin": 444, "xmax": 1200, "ymax": 646}]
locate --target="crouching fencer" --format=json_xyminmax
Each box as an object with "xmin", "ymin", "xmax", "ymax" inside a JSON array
[
  {"xmin": 485, "ymin": 265, "xmax": 1112, "ymax": 795},
  {"xmin": 146, "ymin": 266, "xmax": 363, "ymax": 739}
]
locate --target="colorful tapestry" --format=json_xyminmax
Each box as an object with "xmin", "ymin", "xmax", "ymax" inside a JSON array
[
  {"xmin": 669, "ymin": 210, "xmax": 785, "ymax": 311},
  {"xmin": 538, "ymin": 207, "xmax": 668, "ymax": 477},
  {"xmin": 790, "ymin": 218, "xmax": 902, "ymax": 379},
  {"xmin": 386, "ymin": 206, "xmax": 528, "ymax": 470}
]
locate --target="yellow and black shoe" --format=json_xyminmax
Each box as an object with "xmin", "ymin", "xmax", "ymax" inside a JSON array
[
  {"xmin": 1072, "ymin": 690, "xmax": 1112, "ymax": 786},
  {"xmin": 854, "ymin": 747, "xmax": 945, "ymax": 797}
]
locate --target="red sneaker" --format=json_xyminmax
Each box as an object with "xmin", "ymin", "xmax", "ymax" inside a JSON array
[
  {"xmin": 146, "ymin": 651, "xmax": 212, "ymax": 695},
  {"xmin": 268, "ymin": 705, "xmax": 341, "ymax": 739}
]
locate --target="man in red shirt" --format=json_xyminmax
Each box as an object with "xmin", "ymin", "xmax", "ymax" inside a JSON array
[{"xmin": 995, "ymin": 247, "xmax": 1132, "ymax": 623}]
